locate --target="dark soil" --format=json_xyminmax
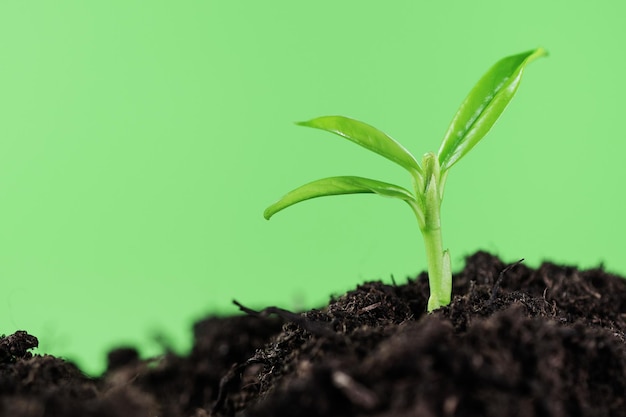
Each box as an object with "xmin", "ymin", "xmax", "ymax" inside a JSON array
[{"xmin": 2, "ymin": 251, "xmax": 626, "ymax": 416}]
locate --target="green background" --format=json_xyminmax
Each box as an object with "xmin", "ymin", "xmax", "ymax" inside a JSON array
[{"xmin": 1, "ymin": 1, "xmax": 624, "ymax": 375}]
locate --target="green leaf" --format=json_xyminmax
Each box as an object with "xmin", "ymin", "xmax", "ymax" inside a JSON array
[
  {"xmin": 438, "ymin": 47, "xmax": 547, "ymax": 171},
  {"xmin": 264, "ymin": 176, "xmax": 415, "ymax": 220},
  {"xmin": 297, "ymin": 116, "xmax": 422, "ymax": 175}
]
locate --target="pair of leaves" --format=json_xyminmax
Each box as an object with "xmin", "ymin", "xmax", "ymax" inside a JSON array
[{"xmin": 264, "ymin": 48, "xmax": 546, "ymax": 220}]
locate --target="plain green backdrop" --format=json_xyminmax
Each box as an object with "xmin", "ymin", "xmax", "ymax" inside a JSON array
[{"xmin": 1, "ymin": 1, "xmax": 624, "ymax": 375}]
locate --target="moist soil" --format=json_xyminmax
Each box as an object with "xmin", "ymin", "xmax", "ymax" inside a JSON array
[{"xmin": 1, "ymin": 251, "xmax": 626, "ymax": 417}]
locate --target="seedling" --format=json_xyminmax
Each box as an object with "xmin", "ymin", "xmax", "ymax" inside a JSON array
[{"xmin": 264, "ymin": 48, "xmax": 546, "ymax": 312}]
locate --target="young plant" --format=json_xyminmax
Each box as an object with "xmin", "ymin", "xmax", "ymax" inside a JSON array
[{"xmin": 264, "ymin": 48, "xmax": 546, "ymax": 312}]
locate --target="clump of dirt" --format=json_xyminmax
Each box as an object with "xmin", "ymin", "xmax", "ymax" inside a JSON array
[{"xmin": 1, "ymin": 251, "xmax": 625, "ymax": 416}]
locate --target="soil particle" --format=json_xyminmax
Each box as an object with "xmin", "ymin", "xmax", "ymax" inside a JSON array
[{"xmin": 1, "ymin": 251, "xmax": 625, "ymax": 416}]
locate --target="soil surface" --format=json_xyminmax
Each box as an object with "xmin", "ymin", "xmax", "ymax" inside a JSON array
[{"xmin": 1, "ymin": 251, "xmax": 626, "ymax": 417}]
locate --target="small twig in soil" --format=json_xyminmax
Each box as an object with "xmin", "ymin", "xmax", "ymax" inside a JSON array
[
  {"xmin": 489, "ymin": 259, "xmax": 525, "ymax": 304},
  {"xmin": 233, "ymin": 300, "xmax": 335, "ymax": 338},
  {"xmin": 357, "ymin": 302, "xmax": 382, "ymax": 314},
  {"xmin": 331, "ymin": 370, "xmax": 379, "ymax": 410}
]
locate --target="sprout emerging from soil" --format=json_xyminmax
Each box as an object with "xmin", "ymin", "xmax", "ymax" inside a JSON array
[{"xmin": 264, "ymin": 48, "xmax": 546, "ymax": 312}]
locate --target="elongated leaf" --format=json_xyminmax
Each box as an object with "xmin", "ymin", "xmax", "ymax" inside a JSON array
[
  {"xmin": 264, "ymin": 176, "xmax": 415, "ymax": 220},
  {"xmin": 438, "ymin": 48, "xmax": 547, "ymax": 171},
  {"xmin": 297, "ymin": 116, "xmax": 422, "ymax": 175}
]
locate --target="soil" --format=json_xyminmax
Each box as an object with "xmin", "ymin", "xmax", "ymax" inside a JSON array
[{"xmin": 1, "ymin": 251, "xmax": 626, "ymax": 417}]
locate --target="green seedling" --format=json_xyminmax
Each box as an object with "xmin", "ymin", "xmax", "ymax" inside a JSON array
[{"xmin": 264, "ymin": 48, "xmax": 546, "ymax": 312}]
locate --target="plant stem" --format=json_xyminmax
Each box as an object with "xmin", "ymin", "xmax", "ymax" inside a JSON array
[
  {"xmin": 414, "ymin": 153, "xmax": 452, "ymax": 312},
  {"xmin": 422, "ymin": 222, "xmax": 450, "ymax": 311}
]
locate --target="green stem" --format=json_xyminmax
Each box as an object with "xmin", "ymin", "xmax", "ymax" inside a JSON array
[
  {"xmin": 422, "ymin": 223, "xmax": 450, "ymax": 311},
  {"xmin": 415, "ymin": 153, "xmax": 452, "ymax": 312}
]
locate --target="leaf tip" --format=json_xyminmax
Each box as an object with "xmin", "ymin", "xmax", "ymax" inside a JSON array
[
  {"xmin": 263, "ymin": 207, "xmax": 274, "ymax": 220},
  {"xmin": 527, "ymin": 47, "xmax": 549, "ymax": 64}
]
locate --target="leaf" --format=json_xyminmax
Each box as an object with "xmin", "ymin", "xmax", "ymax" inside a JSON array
[
  {"xmin": 297, "ymin": 116, "xmax": 422, "ymax": 175},
  {"xmin": 264, "ymin": 176, "xmax": 415, "ymax": 220},
  {"xmin": 438, "ymin": 47, "xmax": 547, "ymax": 171}
]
